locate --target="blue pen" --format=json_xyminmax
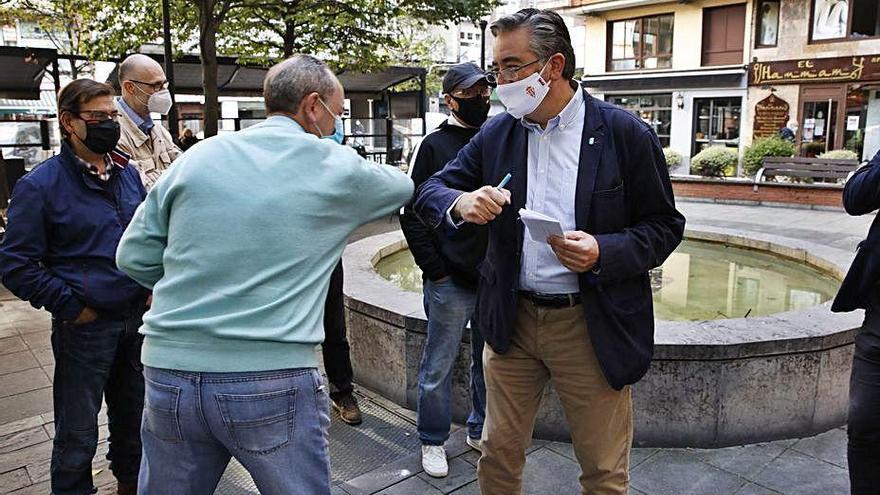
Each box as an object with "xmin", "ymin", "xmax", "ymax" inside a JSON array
[{"xmin": 496, "ymin": 173, "xmax": 512, "ymax": 189}]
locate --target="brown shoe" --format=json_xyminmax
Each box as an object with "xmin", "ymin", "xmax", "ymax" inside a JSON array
[
  {"xmin": 117, "ymin": 482, "xmax": 137, "ymax": 495},
  {"xmin": 332, "ymin": 393, "xmax": 363, "ymax": 425}
]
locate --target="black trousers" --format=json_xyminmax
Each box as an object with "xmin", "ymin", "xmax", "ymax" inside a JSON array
[
  {"xmin": 323, "ymin": 260, "xmax": 354, "ymax": 400},
  {"xmin": 848, "ymin": 296, "xmax": 880, "ymax": 495}
]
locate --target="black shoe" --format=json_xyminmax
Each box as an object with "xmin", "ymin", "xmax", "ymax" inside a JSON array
[{"xmin": 332, "ymin": 393, "xmax": 363, "ymax": 425}]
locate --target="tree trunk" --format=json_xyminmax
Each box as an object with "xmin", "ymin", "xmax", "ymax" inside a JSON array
[
  {"xmin": 282, "ymin": 21, "xmax": 295, "ymax": 58},
  {"xmin": 199, "ymin": 0, "xmax": 219, "ymax": 137}
]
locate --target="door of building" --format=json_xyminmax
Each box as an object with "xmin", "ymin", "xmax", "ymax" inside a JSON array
[{"xmin": 798, "ymin": 85, "xmax": 846, "ymax": 156}]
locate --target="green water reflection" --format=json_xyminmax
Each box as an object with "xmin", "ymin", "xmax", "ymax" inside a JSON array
[{"xmin": 374, "ymin": 240, "xmax": 841, "ymax": 321}]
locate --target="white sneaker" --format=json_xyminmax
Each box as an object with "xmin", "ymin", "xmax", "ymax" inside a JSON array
[
  {"xmin": 421, "ymin": 445, "xmax": 448, "ymax": 478},
  {"xmin": 466, "ymin": 435, "xmax": 482, "ymax": 452}
]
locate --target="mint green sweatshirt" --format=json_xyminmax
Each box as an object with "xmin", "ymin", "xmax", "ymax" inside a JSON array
[{"xmin": 116, "ymin": 116, "xmax": 413, "ymax": 372}]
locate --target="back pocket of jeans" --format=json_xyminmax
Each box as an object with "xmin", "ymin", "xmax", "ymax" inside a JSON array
[
  {"xmin": 143, "ymin": 377, "xmax": 183, "ymax": 443},
  {"xmin": 216, "ymin": 388, "xmax": 296, "ymax": 455}
]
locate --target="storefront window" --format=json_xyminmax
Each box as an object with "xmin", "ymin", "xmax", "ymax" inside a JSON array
[
  {"xmin": 800, "ymin": 100, "xmax": 839, "ymax": 156},
  {"xmin": 811, "ymin": 0, "xmax": 880, "ymax": 41},
  {"xmin": 692, "ymin": 98, "xmax": 741, "ymax": 156},
  {"xmin": 845, "ymin": 87, "xmax": 869, "ymax": 158},
  {"xmin": 756, "ymin": 0, "xmax": 780, "ymax": 47},
  {"xmin": 608, "ymin": 14, "xmax": 674, "ymax": 71},
  {"xmin": 606, "ymin": 94, "xmax": 672, "ymax": 146}
]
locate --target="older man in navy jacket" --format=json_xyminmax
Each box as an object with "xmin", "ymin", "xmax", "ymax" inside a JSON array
[
  {"xmin": 414, "ymin": 9, "xmax": 684, "ymax": 494},
  {"xmin": 832, "ymin": 150, "xmax": 880, "ymax": 494}
]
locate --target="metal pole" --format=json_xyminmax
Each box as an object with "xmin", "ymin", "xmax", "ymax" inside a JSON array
[
  {"xmin": 162, "ymin": 0, "xmax": 179, "ymax": 142},
  {"xmin": 826, "ymin": 98, "xmax": 832, "ymax": 154},
  {"xmin": 479, "ymin": 20, "xmax": 488, "ymax": 70}
]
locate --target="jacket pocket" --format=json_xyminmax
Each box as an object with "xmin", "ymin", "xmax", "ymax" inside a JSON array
[
  {"xmin": 216, "ymin": 388, "xmax": 296, "ymax": 455},
  {"xmin": 589, "ymin": 183, "xmax": 626, "ymax": 234}
]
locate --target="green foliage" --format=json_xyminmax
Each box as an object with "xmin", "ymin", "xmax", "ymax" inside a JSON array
[
  {"xmin": 818, "ymin": 149, "xmax": 859, "ymax": 160},
  {"xmin": 691, "ymin": 146, "xmax": 738, "ymax": 177},
  {"xmin": 743, "ymin": 136, "xmax": 795, "ymax": 175},
  {"xmin": 662, "ymin": 148, "xmax": 682, "ymax": 169}
]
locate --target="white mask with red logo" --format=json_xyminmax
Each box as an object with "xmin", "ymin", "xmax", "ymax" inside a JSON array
[{"xmin": 495, "ymin": 61, "xmax": 551, "ymax": 119}]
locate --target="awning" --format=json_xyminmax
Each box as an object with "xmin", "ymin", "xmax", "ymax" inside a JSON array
[
  {"xmin": 0, "ymin": 90, "xmax": 57, "ymax": 112},
  {"xmin": 0, "ymin": 46, "xmax": 57, "ymax": 99},
  {"xmin": 105, "ymin": 54, "xmax": 426, "ymax": 98},
  {"xmin": 564, "ymin": 0, "xmax": 678, "ymax": 15},
  {"xmin": 582, "ymin": 66, "xmax": 747, "ymax": 92}
]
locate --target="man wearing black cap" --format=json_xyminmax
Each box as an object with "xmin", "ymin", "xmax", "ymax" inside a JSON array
[{"xmin": 400, "ymin": 62, "xmax": 492, "ymax": 478}]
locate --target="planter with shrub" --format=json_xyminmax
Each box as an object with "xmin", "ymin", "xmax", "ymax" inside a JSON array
[
  {"xmin": 743, "ymin": 137, "xmax": 795, "ymax": 176},
  {"xmin": 817, "ymin": 149, "xmax": 859, "ymax": 160},
  {"xmin": 663, "ymin": 148, "xmax": 683, "ymax": 169},
  {"xmin": 690, "ymin": 146, "xmax": 738, "ymax": 178}
]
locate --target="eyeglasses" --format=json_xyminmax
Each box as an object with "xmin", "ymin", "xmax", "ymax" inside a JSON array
[
  {"xmin": 450, "ymin": 86, "xmax": 492, "ymax": 98},
  {"xmin": 129, "ymin": 79, "xmax": 169, "ymax": 92},
  {"xmin": 486, "ymin": 59, "xmax": 541, "ymax": 84},
  {"xmin": 76, "ymin": 111, "xmax": 119, "ymax": 122}
]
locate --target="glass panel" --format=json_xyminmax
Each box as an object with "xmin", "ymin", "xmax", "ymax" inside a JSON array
[
  {"xmin": 612, "ymin": 22, "xmax": 626, "ymax": 59},
  {"xmin": 658, "ymin": 15, "xmax": 674, "ymax": 53},
  {"xmin": 757, "ymin": 0, "xmax": 780, "ymax": 45},
  {"xmin": 845, "ymin": 87, "xmax": 868, "ymax": 159},
  {"xmin": 632, "ymin": 19, "xmax": 641, "ymax": 63},
  {"xmin": 611, "ymin": 59, "xmax": 637, "ymax": 71},
  {"xmin": 812, "ymin": 0, "xmax": 849, "ymax": 40},
  {"xmin": 692, "ymin": 98, "xmax": 742, "ymax": 156},
  {"xmin": 643, "ymin": 17, "xmax": 658, "ymax": 56},
  {"xmin": 851, "ymin": 0, "xmax": 880, "ymax": 37},
  {"xmin": 800, "ymin": 100, "xmax": 839, "ymax": 156}
]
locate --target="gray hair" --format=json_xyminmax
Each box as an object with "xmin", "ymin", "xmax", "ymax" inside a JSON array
[
  {"xmin": 263, "ymin": 55, "xmax": 337, "ymax": 114},
  {"xmin": 490, "ymin": 9, "xmax": 576, "ymax": 80}
]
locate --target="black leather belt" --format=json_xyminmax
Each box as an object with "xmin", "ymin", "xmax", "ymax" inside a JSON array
[{"xmin": 518, "ymin": 291, "xmax": 582, "ymax": 308}]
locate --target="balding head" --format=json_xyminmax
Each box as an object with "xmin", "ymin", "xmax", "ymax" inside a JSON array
[
  {"xmin": 119, "ymin": 54, "xmax": 165, "ymax": 86},
  {"xmin": 263, "ymin": 55, "xmax": 338, "ymax": 114}
]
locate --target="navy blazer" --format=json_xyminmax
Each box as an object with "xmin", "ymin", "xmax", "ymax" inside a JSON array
[
  {"xmin": 414, "ymin": 89, "xmax": 686, "ymax": 390},
  {"xmin": 832, "ymin": 151, "xmax": 880, "ymax": 313}
]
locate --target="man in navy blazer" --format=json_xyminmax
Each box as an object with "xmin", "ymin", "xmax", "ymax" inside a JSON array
[
  {"xmin": 414, "ymin": 9, "xmax": 684, "ymax": 494},
  {"xmin": 831, "ymin": 150, "xmax": 880, "ymax": 494}
]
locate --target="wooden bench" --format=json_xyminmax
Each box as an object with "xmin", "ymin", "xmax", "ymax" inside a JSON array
[{"xmin": 754, "ymin": 156, "xmax": 859, "ymax": 191}]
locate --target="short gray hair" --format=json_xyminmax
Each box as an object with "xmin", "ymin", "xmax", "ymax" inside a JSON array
[
  {"xmin": 490, "ymin": 9, "xmax": 576, "ymax": 80},
  {"xmin": 263, "ymin": 55, "xmax": 337, "ymax": 114}
]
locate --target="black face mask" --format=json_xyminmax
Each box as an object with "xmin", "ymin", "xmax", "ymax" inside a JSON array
[
  {"xmin": 452, "ymin": 96, "xmax": 490, "ymax": 127},
  {"xmin": 73, "ymin": 119, "xmax": 121, "ymax": 155}
]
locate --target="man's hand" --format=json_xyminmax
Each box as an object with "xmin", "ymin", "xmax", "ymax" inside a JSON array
[
  {"xmin": 146, "ymin": 294, "xmax": 153, "ymax": 308},
  {"xmin": 73, "ymin": 307, "xmax": 99, "ymax": 325},
  {"xmin": 548, "ymin": 231, "xmax": 600, "ymax": 273},
  {"xmin": 452, "ymin": 186, "xmax": 511, "ymax": 225}
]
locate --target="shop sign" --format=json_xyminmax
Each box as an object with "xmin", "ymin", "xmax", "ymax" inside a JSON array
[
  {"xmin": 753, "ymin": 94, "xmax": 790, "ymax": 138},
  {"xmin": 749, "ymin": 55, "xmax": 880, "ymax": 86}
]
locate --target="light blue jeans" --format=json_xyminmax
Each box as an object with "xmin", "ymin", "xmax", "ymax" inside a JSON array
[
  {"xmin": 138, "ymin": 366, "xmax": 331, "ymax": 495},
  {"xmin": 417, "ymin": 278, "xmax": 486, "ymax": 445}
]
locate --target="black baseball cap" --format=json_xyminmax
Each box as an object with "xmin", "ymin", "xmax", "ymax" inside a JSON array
[{"xmin": 442, "ymin": 63, "xmax": 492, "ymax": 95}]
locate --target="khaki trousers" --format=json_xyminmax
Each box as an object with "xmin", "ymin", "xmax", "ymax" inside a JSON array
[{"xmin": 477, "ymin": 297, "xmax": 633, "ymax": 495}]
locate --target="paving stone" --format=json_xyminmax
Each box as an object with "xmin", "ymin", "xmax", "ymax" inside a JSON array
[
  {"xmin": 520, "ymin": 447, "xmax": 582, "ymax": 495},
  {"xmin": 449, "ymin": 480, "xmax": 480, "ymax": 494},
  {"xmin": 31, "ymin": 348, "xmax": 53, "ymax": 368},
  {"xmin": 0, "ymin": 368, "xmax": 51, "ymax": 399},
  {"xmin": 8, "ymin": 480, "xmax": 50, "ymax": 494},
  {"xmin": 0, "ymin": 425, "xmax": 49, "ymax": 455},
  {"xmin": 20, "ymin": 331, "xmax": 50, "ymax": 351},
  {"xmin": 0, "ymin": 336, "xmax": 27, "ymax": 356},
  {"xmin": 458, "ymin": 449, "xmax": 481, "ymax": 468},
  {"xmin": 0, "ymin": 438, "xmax": 52, "ymax": 473},
  {"xmin": 418, "ymin": 457, "xmax": 477, "ymax": 493},
  {"xmin": 750, "ymin": 450, "xmax": 849, "ymax": 495},
  {"xmin": 694, "ymin": 441, "xmax": 790, "ymax": 478},
  {"xmin": 630, "ymin": 450, "xmax": 746, "ymax": 495},
  {"xmin": 789, "ymin": 428, "xmax": 847, "ymax": 468},
  {"xmin": 376, "ymin": 476, "xmax": 443, "ymax": 494},
  {"xmin": 631, "ymin": 448, "xmax": 659, "ymax": 468},
  {"xmin": 0, "ymin": 388, "xmax": 53, "ymax": 425},
  {"xmin": 0, "ymin": 351, "xmax": 39, "ymax": 377},
  {"xmin": 0, "ymin": 415, "xmax": 44, "ymax": 437},
  {"xmin": 735, "ymin": 483, "xmax": 781, "ymax": 495},
  {"xmin": 341, "ymin": 451, "xmax": 422, "ymax": 495},
  {"xmin": 0, "ymin": 467, "xmax": 31, "ymax": 492},
  {"xmin": 545, "ymin": 441, "xmax": 575, "ymax": 461},
  {"xmin": 330, "ymin": 486, "xmax": 351, "ymax": 495}
]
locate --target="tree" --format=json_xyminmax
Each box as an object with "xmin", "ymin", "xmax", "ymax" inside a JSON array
[{"xmin": 0, "ymin": 0, "xmax": 98, "ymax": 79}]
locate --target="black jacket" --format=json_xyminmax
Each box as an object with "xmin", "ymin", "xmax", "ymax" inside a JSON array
[
  {"xmin": 401, "ymin": 120, "xmax": 487, "ymax": 288},
  {"xmin": 833, "ymin": 151, "xmax": 880, "ymax": 313},
  {"xmin": 415, "ymin": 89, "xmax": 685, "ymax": 390}
]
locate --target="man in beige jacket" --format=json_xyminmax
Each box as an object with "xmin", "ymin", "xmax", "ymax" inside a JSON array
[{"xmin": 115, "ymin": 54, "xmax": 181, "ymax": 189}]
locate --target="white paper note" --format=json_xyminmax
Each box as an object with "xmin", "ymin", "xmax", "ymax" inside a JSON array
[{"xmin": 519, "ymin": 208, "xmax": 564, "ymax": 242}]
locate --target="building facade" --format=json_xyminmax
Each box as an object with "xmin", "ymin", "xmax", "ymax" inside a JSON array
[{"xmin": 745, "ymin": 0, "xmax": 880, "ymax": 161}]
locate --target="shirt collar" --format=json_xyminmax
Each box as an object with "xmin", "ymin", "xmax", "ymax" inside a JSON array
[
  {"xmin": 520, "ymin": 86, "xmax": 584, "ymax": 134},
  {"xmin": 266, "ymin": 114, "xmax": 308, "ymax": 134},
  {"xmin": 447, "ymin": 113, "xmax": 470, "ymax": 129},
  {"xmin": 74, "ymin": 149, "xmax": 128, "ymax": 181},
  {"xmin": 117, "ymin": 96, "xmax": 154, "ymax": 134}
]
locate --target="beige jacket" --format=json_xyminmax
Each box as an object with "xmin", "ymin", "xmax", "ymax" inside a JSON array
[{"xmin": 114, "ymin": 98, "xmax": 181, "ymax": 189}]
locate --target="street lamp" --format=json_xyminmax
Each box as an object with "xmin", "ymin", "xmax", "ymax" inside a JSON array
[
  {"xmin": 676, "ymin": 93, "xmax": 685, "ymax": 109},
  {"xmin": 479, "ymin": 19, "xmax": 488, "ymax": 70}
]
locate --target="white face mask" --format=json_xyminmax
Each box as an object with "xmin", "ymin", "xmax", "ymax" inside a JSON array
[
  {"xmin": 495, "ymin": 61, "xmax": 551, "ymax": 119},
  {"xmin": 147, "ymin": 89, "xmax": 173, "ymax": 115}
]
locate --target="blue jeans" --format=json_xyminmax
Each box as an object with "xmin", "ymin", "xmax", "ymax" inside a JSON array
[
  {"xmin": 138, "ymin": 366, "xmax": 331, "ymax": 495},
  {"xmin": 417, "ymin": 278, "xmax": 486, "ymax": 445},
  {"xmin": 50, "ymin": 313, "xmax": 145, "ymax": 495}
]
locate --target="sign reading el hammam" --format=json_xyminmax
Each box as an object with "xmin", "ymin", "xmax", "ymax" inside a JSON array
[
  {"xmin": 749, "ymin": 55, "xmax": 880, "ymax": 86},
  {"xmin": 753, "ymin": 94, "xmax": 790, "ymax": 139}
]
